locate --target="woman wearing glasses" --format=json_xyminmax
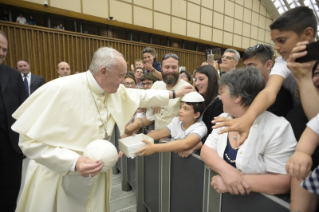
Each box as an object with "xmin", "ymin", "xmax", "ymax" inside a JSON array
[
  {"xmin": 194, "ymin": 65, "xmax": 223, "ymax": 143},
  {"xmin": 142, "ymin": 47, "xmax": 162, "ymax": 80}
]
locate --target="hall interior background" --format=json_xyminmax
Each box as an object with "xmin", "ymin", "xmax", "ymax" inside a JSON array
[{"xmin": 0, "ymin": 0, "xmax": 275, "ymax": 82}]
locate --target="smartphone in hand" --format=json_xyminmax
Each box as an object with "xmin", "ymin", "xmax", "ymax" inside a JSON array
[
  {"xmin": 207, "ymin": 54, "xmax": 214, "ymax": 65},
  {"xmin": 295, "ymin": 41, "xmax": 319, "ymax": 63}
]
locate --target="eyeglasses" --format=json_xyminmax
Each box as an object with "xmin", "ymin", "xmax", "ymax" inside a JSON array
[
  {"xmin": 124, "ymin": 82, "xmax": 136, "ymax": 86},
  {"xmin": 142, "ymin": 82, "xmax": 153, "ymax": 87},
  {"xmin": 162, "ymin": 53, "xmax": 179, "ymax": 61},
  {"xmin": 222, "ymin": 55, "xmax": 236, "ymax": 61},
  {"xmin": 246, "ymin": 44, "xmax": 271, "ymax": 57},
  {"xmin": 180, "ymin": 74, "xmax": 188, "ymax": 78}
]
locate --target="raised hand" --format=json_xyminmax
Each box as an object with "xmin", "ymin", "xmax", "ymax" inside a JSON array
[{"xmin": 212, "ymin": 116, "xmax": 252, "ymax": 147}]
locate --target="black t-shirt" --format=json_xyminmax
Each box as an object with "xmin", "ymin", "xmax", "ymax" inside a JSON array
[
  {"xmin": 267, "ymin": 86, "xmax": 293, "ymax": 117},
  {"xmin": 201, "ymin": 98, "xmax": 223, "ymax": 143}
]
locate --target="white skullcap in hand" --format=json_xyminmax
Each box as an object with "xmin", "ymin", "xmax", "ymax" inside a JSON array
[
  {"xmin": 83, "ymin": 140, "xmax": 118, "ymax": 172},
  {"xmin": 182, "ymin": 91, "xmax": 205, "ymax": 102}
]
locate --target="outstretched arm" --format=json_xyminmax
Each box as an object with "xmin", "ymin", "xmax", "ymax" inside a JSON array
[
  {"xmin": 147, "ymin": 128, "xmax": 171, "ymax": 141},
  {"xmin": 177, "ymin": 141, "xmax": 203, "ymax": 158},
  {"xmin": 213, "ymin": 74, "xmax": 284, "ymax": 146},
  {"xmin": 135, "ymin": 134, "xmax": 201, "ymax": 156}
]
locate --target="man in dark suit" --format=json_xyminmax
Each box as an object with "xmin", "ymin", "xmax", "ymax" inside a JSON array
[
  {"xmin": 17, "ymin": 60, "xmax": 45, "ymax": 96},
  {"xmin": 0, "ymin": 31, "xmax": 26, "ymax": 212}
]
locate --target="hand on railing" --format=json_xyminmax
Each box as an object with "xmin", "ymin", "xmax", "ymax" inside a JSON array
[
  {"xmin": 176, "ymin": 149, "xmax": 193, "ymax": 158},
  {"xmin": 216, "ymin": 167, "xmax": 251, "ymax": 195}
]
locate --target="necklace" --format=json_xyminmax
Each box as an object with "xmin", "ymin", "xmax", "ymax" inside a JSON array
[
  {"xmin": 86, "ymin": 72, "xmax": 110, "ymax": 140},
  {"xmin": 224, "ymin": 153, "xmax": 236, "ymax": 164},
  {"xmin": 233, "ymin": 133, "xmax": 238, "ymax": 140}
]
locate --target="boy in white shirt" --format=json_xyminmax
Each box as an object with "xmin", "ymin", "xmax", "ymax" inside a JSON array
[{"xmin": 135, "ymin": 92, "xmax": 207, "ymax": 157}]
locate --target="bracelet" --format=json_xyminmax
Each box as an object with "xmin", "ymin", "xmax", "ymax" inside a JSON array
[{"xmin": 172, "ymin": 90, "xmax": 176, "ymax": 99}]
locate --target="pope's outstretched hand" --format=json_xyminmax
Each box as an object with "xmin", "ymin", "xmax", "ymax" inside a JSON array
[{"xmin": 175, "ymin": 85, "xmax": 195, "ymax": 98}]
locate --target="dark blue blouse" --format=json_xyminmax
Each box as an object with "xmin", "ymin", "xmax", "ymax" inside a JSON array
[{"xmin": 223, "ymin": 136, "xmax": 238, "ymax": 168}]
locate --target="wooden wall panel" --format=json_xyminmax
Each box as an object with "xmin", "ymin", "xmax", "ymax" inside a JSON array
[{"xmin": 0, "ymin": 21, "xmax": 205, "ymax": 82}]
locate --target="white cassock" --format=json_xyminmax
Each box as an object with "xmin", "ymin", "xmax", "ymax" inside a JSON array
[{"xmin": 12, "ymin": 71, "xmax": 170, "ymax": 212}]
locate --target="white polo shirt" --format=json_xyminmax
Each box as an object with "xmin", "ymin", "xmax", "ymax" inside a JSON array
[
  {"xmin": 205, "ymin": 111, "xmax": 297, "ymax": 174},
  {"xmin": 167, "ymin": 117, "xmax": 207, "ymax": 142},
  {"xmin": 270, "ymin": 56, "xmax": 300, "ymax": 106}
]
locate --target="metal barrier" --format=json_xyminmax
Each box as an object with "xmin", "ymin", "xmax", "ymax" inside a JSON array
[{"xmin": 113, "ymin": 129, "xmax": 290, "ymax": 212}]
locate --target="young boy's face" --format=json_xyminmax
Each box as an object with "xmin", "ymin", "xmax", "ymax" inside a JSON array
[
  {"xmin": 178, "ymin": 102, "xmax": 198, "ymax": 123},
  {"xmin": 135, "ymin": 61, "xmax": 144, "ymax": 68},
  {"xmin": 271, "ymin": 29, "xmax": 306, "ymax": 61}
]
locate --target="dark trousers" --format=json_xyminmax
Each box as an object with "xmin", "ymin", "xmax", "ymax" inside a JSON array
[{"xmin": 0, "ymin": 128, "xmax": 23, "ymax": 212}]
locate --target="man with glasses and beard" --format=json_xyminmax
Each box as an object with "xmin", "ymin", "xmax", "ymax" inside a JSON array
[{"xmin": 125, "ymin": 53, "xmax": 191, "ymax": 134}]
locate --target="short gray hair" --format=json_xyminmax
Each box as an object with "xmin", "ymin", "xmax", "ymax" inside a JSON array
[
  {"xmin": 219, "ymin": 67, "xmax": 265, "ymax": 107},
  {"xmin": 224, "ymin": 49, "xmax": 240, "ymax": 61},
  {"xmin": 89, "ymin": 47, "xmax": 123, "ymax": 74}
]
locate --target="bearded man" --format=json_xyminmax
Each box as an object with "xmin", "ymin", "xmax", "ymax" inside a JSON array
[{"xmin": 125, "ymin": 53, "xmax": 190, "ymax": 135}]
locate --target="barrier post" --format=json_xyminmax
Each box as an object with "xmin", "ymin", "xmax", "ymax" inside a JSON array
[
  {"xmin": 136, "ymin": 155, "xmax": 147, "ymax": 212},
  {"xmin": 159, "ymin": 139, "xmax": 171, "ymax": 212},
  {"xmin": 121, "ymin": 154, "xmax": 131, "ymax": 191},
  {"xmin": 202, "ymin": 166, "xmax": 222, "ymax": 212}
]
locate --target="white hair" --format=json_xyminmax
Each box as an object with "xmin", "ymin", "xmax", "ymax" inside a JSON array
[
  {"xmin": 89, "ymin": 47, "xmax": 123, "ymax": 74},
  {"xmin": 224, "ymin": 48, "xmax": 240, "ymax": 61}
]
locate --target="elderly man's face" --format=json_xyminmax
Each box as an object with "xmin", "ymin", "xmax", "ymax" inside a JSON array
[
  {"xmin": 17, "ymin": 61, "xmax": 31, "ymax": 75},
  {"xmin": 162, "ymin": 57, "xmax": 179, "ymax": 85},
  {"xmin": 57, "ymin": 62, "xmax": 71, "ymax": 77},
  {"xmin": 98, "ymin": 56, "xmax": 127, "ymax": 93},
  {"xmin": 0, "ymin": 34, "xmax": 8, "ymax": 64},
  {"xmin": 219, "ymin": 52, "xmax": 238, "ymax": 72}
]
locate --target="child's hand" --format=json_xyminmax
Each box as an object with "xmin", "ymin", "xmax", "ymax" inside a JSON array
[
  {"xmin": 212, "ymin": 115, "xmax": 253, "ymax": 147},
  {"xmin": 117, "ymin": 151, "xmax": 124, "ymax": 161},
  {"xmin": 287, "ymin": 41, "xmax": 315, "ymax": 81},
  {"xmin": 134, "ymin": 139, "xmax": 155, "ymax": 156},
  {"xmin": 286, "ymin": 151, "xmax": 312, "ymax": 181},
  {"xmin": 177, "ymin": 149, "xmax": 193, "ymax": 158}
]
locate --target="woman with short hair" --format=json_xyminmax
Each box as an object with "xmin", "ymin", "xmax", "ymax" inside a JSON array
[{"xmin": 201, "ymin": 67, "xmax": 296, "ymax": 195}]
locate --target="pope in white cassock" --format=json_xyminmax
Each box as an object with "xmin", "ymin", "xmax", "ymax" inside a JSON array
[{"xmin": 11, "ymin": 47, "xmax": 193, "ymax": 212}]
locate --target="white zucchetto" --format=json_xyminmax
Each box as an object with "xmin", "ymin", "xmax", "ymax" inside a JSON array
[{"xmin": 83, "ymin": 140, "xmax": 118, "ymax": 172}]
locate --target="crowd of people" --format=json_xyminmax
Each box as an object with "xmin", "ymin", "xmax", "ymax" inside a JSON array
[{"xmin": 0, "ymin": 5, "xmax": 319, "ymax": 212}]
